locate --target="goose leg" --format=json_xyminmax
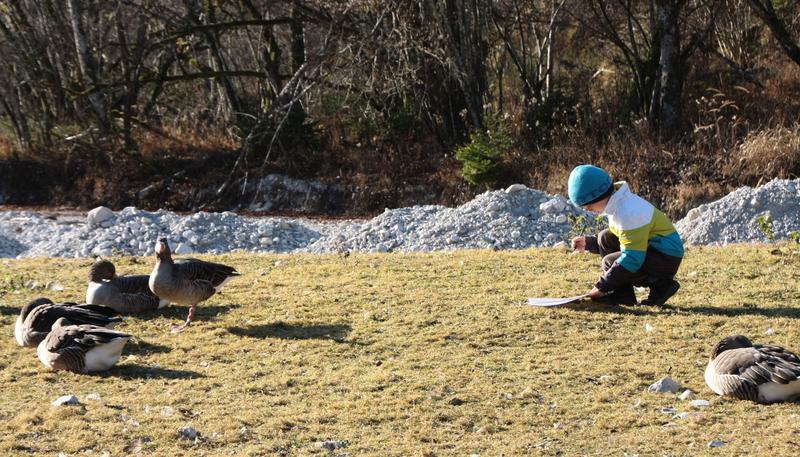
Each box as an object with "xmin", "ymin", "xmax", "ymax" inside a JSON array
[{"xmin": 171, "ymin": 305, "xmax": 196, "ymax": 333}]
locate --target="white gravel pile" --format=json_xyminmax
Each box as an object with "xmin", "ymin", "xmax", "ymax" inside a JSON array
[
  {"xmin": 676, "ymin": 178, "xmax": 800, "ymax": 245},
  {"xmin": 0, "ymin": 208, "xmax": 326, "ymax": 258},
  {"xmin": 305, "ymin": 185, "xmax": 584, "ymax": 253},
  {"xmin": 2, "ymin": 178, "xmax": 798, "ymax": 258},
  {"xmin": 0, "ymin": 185, "xmax": 586, "ymax": 258}
]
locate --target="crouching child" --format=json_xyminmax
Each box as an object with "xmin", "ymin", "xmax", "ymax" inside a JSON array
[{"xmin": 567, "ymin": 165, "xmax": 684, "ymax": 306}]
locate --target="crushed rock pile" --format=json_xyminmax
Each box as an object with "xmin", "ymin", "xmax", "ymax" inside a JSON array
[
  {"xmin": 676, "ymin": 178, "xmax": 800, "ymax": 245},
  {"xmin": 1, "ymin": 179, "xmax": 798, "ymax": 258},
  {"xmin": 0, "ymin": 185, "xmax": 586, "ymax": 258}
]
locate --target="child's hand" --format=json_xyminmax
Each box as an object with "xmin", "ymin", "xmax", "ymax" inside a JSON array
[{"xmin": 571, "ymin": 236, "xmax": 586, "ymax": 252}]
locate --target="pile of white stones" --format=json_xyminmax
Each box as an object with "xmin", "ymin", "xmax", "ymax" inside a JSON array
[
  {"xmin": 1, "ymin": 178, "xmax": 798, "ymax": 258},
  {"xmin": 676, "ymin": 178, "xmax": 800, "ymax": 245}
]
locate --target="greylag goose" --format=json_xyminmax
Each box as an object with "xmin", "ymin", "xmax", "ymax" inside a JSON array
[
  {"xmin": 705, "ymin": 335, "xmax": 800, "ymax": 403},
  {"xmin": 86, "ymin": 259, "xmax": 168, "ymax": 313},
  {"xmin": 14, "ymin": 297, "xmax": 122, "ymax": 347},
  {"xmin": 149, "ymin": 238, "xmax": 240, "ymax": 332},
  {"xmin": 37, "ymin": 317, "xmax": 131, "ymax": 373}
]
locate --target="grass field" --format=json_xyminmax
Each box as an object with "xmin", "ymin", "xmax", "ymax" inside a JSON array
[{"xmin": 1, "ymin": 246, "xmax": 799, "ymax": 456}]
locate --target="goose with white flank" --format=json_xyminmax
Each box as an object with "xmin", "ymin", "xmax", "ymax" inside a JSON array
[
  {"xmin": 705, "ymin": 335, "xmax": 800, "ymax": 403},
  {"xmin": 37, "ymin": 317, "xmax": 131, "ymax": 373},
  {"xmin": 149, "ymin": 238, "xmax": 240, "ymax": 332},
  {"xmin": 14, "ymin": 297, "xmax": 122, "ymax": 347},
  {"xmin": 86, "ymin": 259, "xmax": 168, "ymax": 313}
]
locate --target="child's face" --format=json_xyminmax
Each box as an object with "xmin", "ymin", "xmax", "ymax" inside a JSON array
[{"xmin": 582, "ymin": 198, "xmax": 608, "ymax": 214}]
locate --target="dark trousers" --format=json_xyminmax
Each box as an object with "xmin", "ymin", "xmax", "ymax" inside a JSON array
[{"xmin": 586, "ymin": 229, "xmax": 682, "ymax": 287}]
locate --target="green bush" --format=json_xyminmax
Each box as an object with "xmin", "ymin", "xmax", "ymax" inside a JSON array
[
  {"xmin": 756, "ymin": 213, "xmax": 775, "ymax": 242},
  {"xmin": 455, "ymin": 114, "xmax": 514, "ymax": 187}
]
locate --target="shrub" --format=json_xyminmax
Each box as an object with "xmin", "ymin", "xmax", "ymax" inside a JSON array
[
  {"xmin": 455, "ymin": 114, "xmax": 514, "ymax": 187},
  {"xmin": 756, "ymin": 213, "xmax": 776, "ymax": 242}
]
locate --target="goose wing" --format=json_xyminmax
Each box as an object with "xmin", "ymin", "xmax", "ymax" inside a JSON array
[
  {"xmin": 111, "ymin": 275, "xmax": 156, "ymax": 295},
  {"xmin": 29, "ymin": 303, "xmax": 121, "ymax": 333},
  {"xmin": 175, "ymin": 259, "xmax": 239, "ymax": 287},
  {"xmin": 723, "ymin": 347, "xmax": 800, "ymax": 386},
  {"xmin": 114, "ymin": 292, "xmax": 162, "ymax": 313},
  {"xmin": 74, "ymin": 303, "xmax": 122, "ymax": 318},
  {"xmin": 46, "ymin": 324, "xmax": 130, "ymax": 353},
  {"xmin": 755, "ymin": 343, "xmax": 800, "ymax": 365}
]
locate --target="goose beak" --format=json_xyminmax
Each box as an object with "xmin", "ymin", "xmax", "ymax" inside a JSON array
[{"xmin": 155, "ymin": 239, "xmax": 168, "ymax": 256}]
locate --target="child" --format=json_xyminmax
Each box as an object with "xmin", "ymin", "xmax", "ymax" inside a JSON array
[{"xmin": 568, "ymin": 165, "xmax": 684, "ymax": 306}]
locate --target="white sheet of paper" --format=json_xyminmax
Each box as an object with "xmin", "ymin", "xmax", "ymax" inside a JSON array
[{"xmin": 526, "ymin": 295, "xmax": 588, "ymax": 307}]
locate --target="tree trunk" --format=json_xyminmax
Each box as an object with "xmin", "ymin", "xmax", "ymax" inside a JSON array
[
  {"xmin": 443, "ymin": 0, "xmax": 488, "ymax": 130},
  {"xmin": 65, "ymin": 0, "xmax": 108, "ymax": 133},
  {"xmin": 650, "ymin": 0, "xmax": 683, "ymax": 140}
]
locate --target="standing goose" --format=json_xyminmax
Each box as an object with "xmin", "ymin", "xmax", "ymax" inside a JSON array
[
  {"xmin": 14, "ymin": 297, "xmax": 122, "ymax": 347},
  {"xmin": 86, "ymin": 259, "xmax": 168, "ymax": 313},
  {"xmin": 705, "ymin": 335, "xmax": 800, "ymax": 403},
  {"xmin": 37, "ymin": 317, "xmax": 131, "ymax": 373},
  {"xmin": 149, "ymin": 238, "xmax": 240, "ymax": 332}
]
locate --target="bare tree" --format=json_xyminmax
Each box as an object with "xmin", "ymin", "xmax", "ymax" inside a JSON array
[{"xmin": 747, "ymin": 0, "xmax": 800, "ymax": 68}]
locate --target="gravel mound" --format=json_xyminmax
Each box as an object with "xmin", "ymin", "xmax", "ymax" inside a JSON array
[
  {"xmin": 0, "ymin": 208, "xmax": 326, "ymax": 258},
  {"xmin": 676, "ymin": 178, "xmax": 800, "ymax": 245},
  {"xmin": 2, "ymin": 179, "xmax": 798, "ymax": 258},
  {"xmin": 0, "ymin": 185, "xmax": 586, "ymax": 258},
  {"xmin": 305, "ymin": 185, "xmax": 583, "ymax": 253}
]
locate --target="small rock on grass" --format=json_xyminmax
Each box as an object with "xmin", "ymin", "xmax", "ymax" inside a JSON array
[
  {"xmin": 177, "ymin": 426, "xmax": 200, "ymax": 440},
  {"xmin": 691, "ymin": 399, "xmax": 710, "ymax": 408},
  {"xmin": 678, "ymin": 390, "xmax": 695, "ymax": 401},
  {"xmin": 708, "ymin": 440, "xmax": 726, "ymax": 448},
  {"xmin": 672, "ymin": 412, "xmax": 700, "ymax": 420},
  {"xmin": 317, "ymin": 440, "xmax": 349, "ymax": 451},
  {"xmin": 648, "ymin": 376, "xmax": 680, "ymax": 394},
  {"xmin": 52, "ymin": 395, "xmax": 79, "ymax": 406}
]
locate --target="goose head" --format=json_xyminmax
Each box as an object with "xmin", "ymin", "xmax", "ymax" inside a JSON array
[
  {"xmin": 710, "ymin": 335, "xmax": 753, "ymax": 360},
  {"xmin": 18, "ymin": 297, "xmax": 54, "ymax": 322},
  {"xmin": 155, "ymin": 238, "xmax": 173, "ymax": 262},
  {"xmin": 51, "ymin": 316, "xmax": 72, "ymax": 331},
  {"xmin": 15, "ymin": 297, "xmax": 54, "ymax": 346},
  {"xmin": 89, "ymin": 259, "xmax": 116, "ymax": 282}
]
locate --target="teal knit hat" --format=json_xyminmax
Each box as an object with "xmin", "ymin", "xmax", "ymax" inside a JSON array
[{"xmin": 568, "ymin": 165, "xmax": 612, "ymax": 206}]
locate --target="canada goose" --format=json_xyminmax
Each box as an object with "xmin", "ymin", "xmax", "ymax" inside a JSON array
[
  {"xmin": 14, "ymin": 297, "xmax": 122, "ymax": 347},
  {"xmin": 149, "ymin": 238, "xmax": 240, "ymax": 332},
  {"xmin": 705, "ymin": 335, "xmax": 800, "ymax": 403},
  {"xmin": 86, "ymin": 259, "xmax": 168, "ymax": 313},
  {"xmin": 37, "ymin": 317, "xmax": 131, "ymax": 373}
]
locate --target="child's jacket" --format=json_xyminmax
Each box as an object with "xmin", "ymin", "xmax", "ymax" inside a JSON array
[{"xmin": 600, "ymin": 182, "xmax": 684, "ymax": 285}]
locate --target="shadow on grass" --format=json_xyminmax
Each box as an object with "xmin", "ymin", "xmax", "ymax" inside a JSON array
[
  {"xmin": 566, "ymin": 302, "xmax": 660, "ymax": 316},
  {"xmin": 154, "ymin": 304, "xmax": 240, "ymax": 320},
  {"xmin": 98, "ymin": 363, "xmax": 204, "ymax": 380},
  {"xmin": 127, "ymin": 339, "xmax": 172, "ymax": 355},
  {"xmin": 228, "ymin": 321, "xmax": 352, "ymax": 342},
  {"xmin": 684, "ymin": 305, "xmax": 800, "ymax": 319},
  {"xmin": 0, "ymin": 305, "xmax": 19, "ymax": 316}
]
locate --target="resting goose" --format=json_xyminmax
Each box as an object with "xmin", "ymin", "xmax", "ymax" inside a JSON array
[
  {"xmin": 705, "ymin": 335, "xmax": 800, "ymax": 403},
  {"xmin": 149, "ymin": 238, "xmax": 240, "ymax": 332},
  {"xmin": 37, "ymin": 317, "xmax": 131, "ymax": 373},
  {"xmin": 86, "ymin": 259, "xmax": 168, "ymax": 313},
  {"xmin": 14, "ymin": 297, "xmax": 122, "ymax": 348}
]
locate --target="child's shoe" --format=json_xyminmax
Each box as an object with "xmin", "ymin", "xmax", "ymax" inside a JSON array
[
  {"xmin": 640, "ymin": 279, "xmax": 680, "ymax": 306},
  {"xmin": 592, "ymin": 285, "xmax": 637, "ymax": 305}
]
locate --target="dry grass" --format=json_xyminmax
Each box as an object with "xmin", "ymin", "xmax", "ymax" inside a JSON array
[
  {"xmin": 0, "ymin": 247, "xmax": 799, "ymax": 455},
  {"xmin": 724, "ymin": 125, "xmax": 800, "ymax": 185}
]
